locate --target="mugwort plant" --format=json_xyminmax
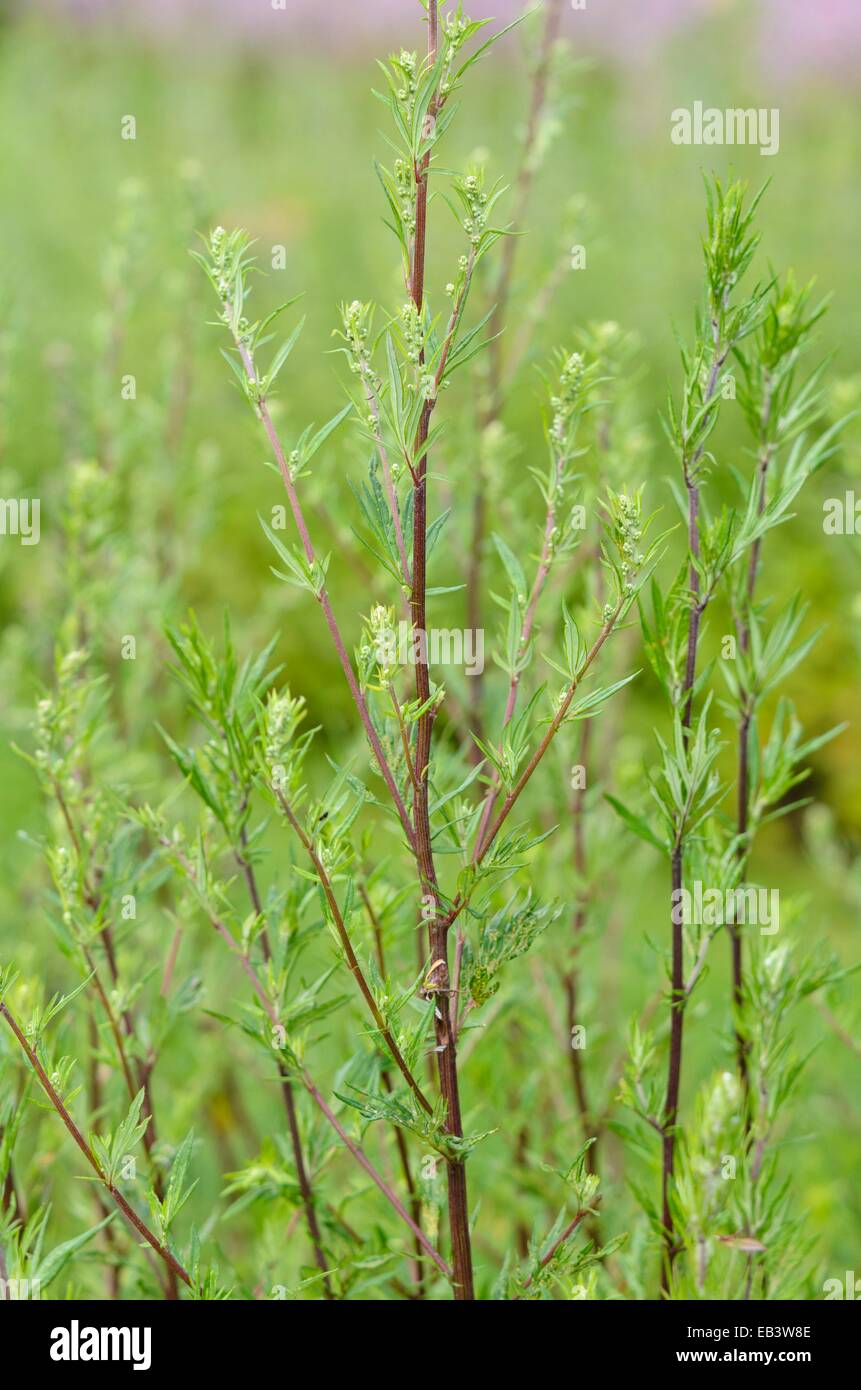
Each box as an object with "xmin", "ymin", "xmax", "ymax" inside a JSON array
[{"xmin": 0, "ymin": 0, "xmax": 854, "ymax": 1303}]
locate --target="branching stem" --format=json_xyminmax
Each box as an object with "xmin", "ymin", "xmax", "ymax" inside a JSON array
[{"xmin": 0, "ymin": 1000, "xmax": 193, "ymax": 1292}]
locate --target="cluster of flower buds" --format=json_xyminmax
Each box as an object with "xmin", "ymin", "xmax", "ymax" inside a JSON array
[
  {"xmin": 33, "ymin": 649, "xmax": 88, "ymax": 775},
  {"xmin": 262, "ymin": 689, "xmax": 306, "ymax": 794},
  {"xmin": 400, "ymin": 301, "xmax": 436, "ymax": 402},
  {"xmin": 47, "ymin": 844, "xmax": 80, "ymax": 932},
  {"xmin": 602, "ymin": 488, "xmax": 646, "ymax": 619},
  {"xmin": 401, "ymin": 301, "xmax": 422, "ymax": 365},
  {"xmin": 459, "ymin": 172, "xmax": 488, "ymax": 250},
  {"xmin": 469, "ymin": 963, "xmax": 498, "ymax": 1008},
  {"xmin": 391, "ymin": 48, "xmax": 418, "ymax": 115},
  {"xmin": 762, "ymin": 942, "xmax": 790, "ymax": 997},
  {"xmin": 616, "ymin": 492, "xmax": 645, "ymax": 594},
  {"xmin": 700, "ymin": 1070, "xmax": 742, "ymax": 1153},
  {"xmin": 762, "ymin": 272, "xmax": 822, "ymax": 370},
  {"xmin": 209, "ymin": 225, "xmax": 229, "ymax": 300},
  {"xmin": 394, "ymin": 157, "xmax": 417, "ymax": 238},
  {"xmin": 443, "ymin": 10, "xmax": 472, "ymax": 47},
  {"xmin": 359, "ymin": 604, "xmax": 398, "ymax": 685},
  {"xmin": 549, "ymin": 352, "xmax": 585, "ymax": 447},
  {"xmin": 208, "ymin": 225, "xmax": 254, "ymax": 346},
  {"xmin": 68, "ymin": 459, "xmax": 115, "ymax": 538},
  {"xmin": 32, "ymin": 698, "xmax": 54, "ymax": 770},
  {"xmin": 342, "ymin": 299, "xmax": 373, "ymax": 377},
  {"xmin": 441, "ymin": 10, "xmax": 473, "ymax": 95}
]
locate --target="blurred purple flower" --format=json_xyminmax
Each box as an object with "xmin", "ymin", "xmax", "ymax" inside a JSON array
[
  {"xmin": 34, "ymin": 0, "xmax": 720, "ymax": 53},
  {"xmin": 33, "ymin": 0, "xmax": 861, "ymax": 80},
  {"xmin": 760, "ymin": 0, "xmax": 861, "ymax": 79}
]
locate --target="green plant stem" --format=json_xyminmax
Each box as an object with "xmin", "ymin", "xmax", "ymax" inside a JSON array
[
  {"xmin": 734, "ymin": 705, "xmax": 753, "ymax": 1104},
  {"xmin": 361, "ymin": 373, "xmax": 412, "ymax": 588},
  {"xmin": 57, "ymin": 777, "xmax": 179, "ymax": 1298},
  {"xmin": 86, "ymin": 1011, "xmax": 125, "ymax": 1299},
  {"xmin": 436, "ymin": 601, "xmax": 624, "ymax": 957},
  {"xmin": 278, "ymin": 1069, "xmax": 333, "ymax": 1297},
  {"xmin": 732, "ymin": 403, "xmax": 773, "ymax": 1115},
  {"xmin": 467, "ymin": 0, "xmax": 566, "ymax": 747},
  {"xmin": 474, "ymin": 436, "xmax": 567, "ymax": 852},
  {"xmin": 680, "ymin": 342, "xmax": 725, "ymax": 730},
  {"xmin": 166, "ymin": 846, "xmax": 449, "ymax": 1284},
  {"xmin": 82, "ymin": 941, "xmax": 179, "ymax": 1295},
  {"xmin": 661, "ymin": 342, "xmax": 725, "ymax": 1291},
  {"xmin": 234, "ymin": 835, "xmax": 333, "ymax": 1298},
  {"xmin": 405, "ymin": 0, "xmax": 475, "ymax": 1303},
  {"xmin": 0, "ymin": 1000, "xmax": 193, "ymax": 1292},
  {"xmin": 564, "ymin": 718, "xmax": 596, "ymax": 1174},
  {"xmin": 520, "ymin": 1198, "xmax": 598, "ymax": 1293},
  {"xmin": 476, "ymin": 599, "xmax": 624, "ymax": 865},
  {"xmin": 300, "ymin": 1069, "xmax": 452, "ymax": 1282},
  {"xmin": 364, "ymin": 884, "xmax": 426, "ymax": 1298},
  {"xmin": 228, "ymin": 324, "xmax": 416, "ymax": 851},
  {"xmin": 660, "ymin": 844, "xmax": 685, "ymax": 1295},
  {"xmin": 274, "ymin": 790, "xmax": 434, "ymax": 1117}
]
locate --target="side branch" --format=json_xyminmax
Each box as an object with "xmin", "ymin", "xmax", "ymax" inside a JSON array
[
  {"xmin": 275, "ymin": 789, "xmax": 434, "ymax": 1117},
  {"xmin": 0, "ymin": 1001, "xmax": 193, "ymax": 1292},
  {"xmin": 476, "ymin": 599, "xmax": 624, "ymax": 864},
  {"xmin": 231, "ymin": 326, "xmax": 416, "ymax": 851}
]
